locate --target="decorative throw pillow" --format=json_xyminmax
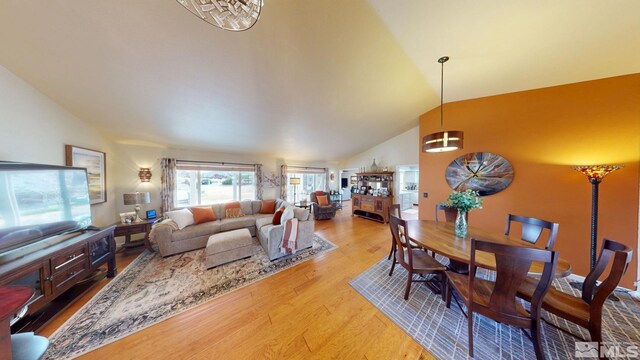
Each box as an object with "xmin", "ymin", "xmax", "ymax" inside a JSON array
[
  {"xmin": 280, "ymin": 206, "xmax": 295, "ymax": 224},
  {"xmin": 224, "ymin": 201, "xmax": 245, "ymax": 218},
  {"xmin": 164, "ymin": 208, "xmax": 195, "ymax": 230},
  {"xmin": 259, "ymin": 199, "xmax": 276, "ymax": 214},
  {"xmin": 272, "ymin": 206, "xmax": 286, "ymax": 225},
  {"xmin": 317, "ymin": 195, "xmax": 329, "ymax": 206},
  {"xmin": 190, "ymin": 207, "xmax": 216, "ymax": 224}
]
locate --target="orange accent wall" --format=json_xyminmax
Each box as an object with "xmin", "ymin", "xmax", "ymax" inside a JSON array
[{"xmin": 419, "ymin": 74, "xmax": 640, "ymax": 288}]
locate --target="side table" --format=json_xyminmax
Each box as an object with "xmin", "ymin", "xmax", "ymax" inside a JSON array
[{"xmin": 112, "ymin": 219, "xmax": 155, "ymax": 251}]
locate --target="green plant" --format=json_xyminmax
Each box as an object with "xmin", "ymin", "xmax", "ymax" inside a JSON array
[{"xmin": 439, "ymin": 189, "xmax": 483, "ymax": 213}]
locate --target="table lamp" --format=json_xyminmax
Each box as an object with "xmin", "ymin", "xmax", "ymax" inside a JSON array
[
  {"xmin": 123, "ymin": 192, "xmax": 151, "ymax": 222},
  {"xmin": 289, "ymin": 177, "xmax": 300, "ymax": 204},
  {"xmin": 572, "ymin": 164, "xmax": 623, "ymax": 270}
]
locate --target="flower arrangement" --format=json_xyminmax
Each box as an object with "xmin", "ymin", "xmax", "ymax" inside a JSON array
[{"xmin": 439, "ymin": 189, "xmax": 483, "ymax": 213}]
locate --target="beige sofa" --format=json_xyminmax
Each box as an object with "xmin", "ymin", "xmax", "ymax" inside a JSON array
[{"xmin": 151, "ymin": 199, "xmax": 314, "ymax": 260}]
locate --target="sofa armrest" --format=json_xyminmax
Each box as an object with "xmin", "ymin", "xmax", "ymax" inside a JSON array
[{"xmin": 149, "ymin": 223, "xmax": 173, "ymax": 248}]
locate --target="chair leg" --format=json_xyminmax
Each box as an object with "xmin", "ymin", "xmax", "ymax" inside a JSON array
[
  {"xmin": 440, "ymin": 272, "xmax": 447, "ymax": 302},
  {"xmin": 531, "ymin": 320, "xmax": 545, "ymax": 360},
  {"xmin": 468, "ymin": 310, "xmax": 474, "ymax": 358},
  {"xmin": 404, "ymin": 271, "xmax": 413, "ymax": 300},
  {"xmin": 387, "ymin": 238, "xmax": 395, "ymax": 260},
  {"xmin": 588, "ymin": 320, "xmax": 602, "ymax": 344},
  {"xmin": 445, "ymin": 279, "xmax": 452, "ymax": 308},
  {"xmin": 389, "ymin": 255, "xmax": 397, "ymax": 276}
]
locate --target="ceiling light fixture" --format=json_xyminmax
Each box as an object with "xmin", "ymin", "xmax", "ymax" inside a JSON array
[
  {"xmin": 177, "ymin": 0, "xmax": 263, "ymax": 32},
  {"xmin": 422, "ymin": 56, "xmax": 464, "ymax": 153}
]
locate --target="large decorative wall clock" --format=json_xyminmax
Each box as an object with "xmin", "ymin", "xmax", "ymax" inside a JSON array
[{"xmin": 445, "ymin": 152, "xmax": 514, "ymax": 196}]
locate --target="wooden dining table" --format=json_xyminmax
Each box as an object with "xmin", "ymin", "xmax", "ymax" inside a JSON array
[{"xmin": 405, "ymin": 220, "xmax": 572, "ymax": 278}]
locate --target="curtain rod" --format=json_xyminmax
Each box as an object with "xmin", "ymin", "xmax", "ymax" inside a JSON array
[
  {"xmin": 177, "ymin": 159, "xmax": 258, "ymax": 167},
  {"xmin": 287, "ymin": 165, "xmax": 326, "ymax": 170}
]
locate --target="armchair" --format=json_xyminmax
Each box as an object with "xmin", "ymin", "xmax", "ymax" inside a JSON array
[{"xmin": 310, "ymin": 191, "xmax": 337, "ymax": 220}]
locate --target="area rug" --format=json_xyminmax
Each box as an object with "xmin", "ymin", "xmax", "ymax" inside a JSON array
[
  {"xmin": 350, "ymin": 257, "xmax": 640, "ymax": 360},
  {"xmin": 44, "ymin": 234, "xmax": 337, "ymax": 359}
]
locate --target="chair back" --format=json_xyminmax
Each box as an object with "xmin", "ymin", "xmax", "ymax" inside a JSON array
[
  {"xmin": 504, "ymin": 214, "xmax": 559, "ymax": 250},
  {"xmin": 390, "ymin": 204, "xmax": 402, "ymax": 219},
  {"xmin": 389, "ymin": 214, "xmax": 412, "ymax": 269},
  {"xmin": 435, "ymin": 204, "xmax": 467, "ymax": 223},
  {"xmin": 310, "ymin": 191, "xmax": 329, "ymax": 204},
  {"xmin": 582, "ymin": 238, "xmax": 633, "ymax": 307},
  {"xmin": 469, "ymin": 239, "xmax": 557, "ymax": 321}
]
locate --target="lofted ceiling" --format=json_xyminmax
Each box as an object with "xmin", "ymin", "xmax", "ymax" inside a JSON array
[{"xmin": 1, "ymin": 1, "xmax": 639, "ymax": 162}]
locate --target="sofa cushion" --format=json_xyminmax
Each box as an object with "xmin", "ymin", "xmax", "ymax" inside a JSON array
[
  {"xmin": 172, "ymin": 220, "xmax": 221, "ymax": 242},
  {"xmin": 251, "ymin": 200, "xmax": 262, "ymax": 214},
  {"xmin": 259, "ymin": 200, "xmax": 276, "ymax": 214},
  {"xmin": 220, "ymin": 216, "xmax": 257, "ymax": 232},
  {"xmin": 165, "ymin": 208, "xmax": 195, "ymax": 230},
  {"xmin": 240, "ymin": 200, "xmax": 254, "ymax": 215},
  {"xmin": 190, "ymin": 207, "xmax": 216, "ymax": 224},
  {"xmin": 256, "ymin": 215, "xmax": 274, "ymax": 229}
]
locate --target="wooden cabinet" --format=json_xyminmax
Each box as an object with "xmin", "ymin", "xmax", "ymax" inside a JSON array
[
  {"xmin": 0, "ymin": 227, "xmax": 116, "ymax": 322},
  {"xmin": 352, "ymin": 172, "xmax": 394, "ymax": 223}
]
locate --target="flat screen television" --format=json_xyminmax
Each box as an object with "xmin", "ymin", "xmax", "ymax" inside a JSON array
[{"xmin": 0, "ymin": 161, "xmax": 92, "ymax": 258}]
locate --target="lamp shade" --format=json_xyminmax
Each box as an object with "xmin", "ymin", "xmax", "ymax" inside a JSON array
[
  {"xmin": 422, "ymin": 130, "xmax": 464, "ymax": 153},
  {"xmin": 123, "ymin": 192, "xmax": 151, "ymax": 205},
  {"xmin": 289, "ymin": 177, "xmax": 301, "ymax": 185},
  {"xmin": 572, "ymin": 164, "xmax": 623, "ymax": 183}
]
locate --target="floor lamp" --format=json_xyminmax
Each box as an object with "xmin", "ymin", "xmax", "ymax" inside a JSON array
[
  {"xmin": 290, "ymin": 177, "xmax": 300, "ymax": 204},
  {"xmin": 572, "ymin": 164, "xmax": 623, "ymax": 270}
]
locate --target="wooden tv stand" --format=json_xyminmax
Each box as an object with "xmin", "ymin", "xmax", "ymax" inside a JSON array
[{"xmin": 0, "ymin": 227, "xmax": 116, "ymax": 331}]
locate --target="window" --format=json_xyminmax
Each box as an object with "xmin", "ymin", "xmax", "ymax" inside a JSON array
[
  {"xmin": 175, "ymin": 162, "xmax": 256, "ymax": 206},
  {"xmin": 286, "ymin": 168, "xmax": 326, "ymax": 203}
]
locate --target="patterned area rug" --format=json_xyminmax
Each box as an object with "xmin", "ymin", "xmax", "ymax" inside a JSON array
[
  {"xmin": 350, "ymin": 257, "xmax": 640, "ymax": 360},
  {"xmin": 44, "ymin": 234, "xmax": 336, "ymax": 359}
]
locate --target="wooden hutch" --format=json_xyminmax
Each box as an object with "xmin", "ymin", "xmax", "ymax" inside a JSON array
[{"xmin": 351, "ymin": 172, "xmax": 394, "ymax": 223}]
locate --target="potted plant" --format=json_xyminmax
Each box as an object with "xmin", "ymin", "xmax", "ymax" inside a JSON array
[{"xmin": 439, "ymin": 189, "xmax": 483, "ymax": 237}]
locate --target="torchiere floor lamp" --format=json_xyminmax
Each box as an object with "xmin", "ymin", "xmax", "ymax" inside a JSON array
[{"xmin": 571, "ymin": 164, "xmax": 623, "ymax": 290}]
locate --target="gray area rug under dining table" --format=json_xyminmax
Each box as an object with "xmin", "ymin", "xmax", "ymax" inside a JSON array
[{"xmin": 350, "ymin": 257, "xmax": 640, "ymax": 360}]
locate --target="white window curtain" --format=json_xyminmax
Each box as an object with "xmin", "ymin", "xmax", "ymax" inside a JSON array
[
  {"xmin": 160, "ymin": 158, "xmax": 177, "ymax": 214},
  {"xmin": 280, "ymin": 164, "xmax": 288, "ymax": 201}
]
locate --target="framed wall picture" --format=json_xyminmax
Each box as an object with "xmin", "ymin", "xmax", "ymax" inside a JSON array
[{"xmin": 65, "ymin": 145, "xmax": 107, "ymax": 204}]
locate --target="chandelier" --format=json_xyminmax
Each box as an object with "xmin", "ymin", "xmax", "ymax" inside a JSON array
[{"xmin": 177, "ymin": 0, "xmax": 263, "ymax": 32}]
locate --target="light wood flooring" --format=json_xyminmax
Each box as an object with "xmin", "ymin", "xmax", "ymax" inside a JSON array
[{"xmin": 39, "ymin": 202, "xmax": 433, "ymax": 359}]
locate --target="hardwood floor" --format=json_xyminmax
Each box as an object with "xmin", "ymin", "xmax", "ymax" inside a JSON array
[{"xmin": 39, "ymin": 202, "xmax": 433, "ymax": 359}]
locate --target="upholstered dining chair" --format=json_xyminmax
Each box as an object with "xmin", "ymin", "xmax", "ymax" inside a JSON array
[
  {"xmin": 445, "ymin": 239, "xmax": 558, "ymax": 359},
  {"xmin": 310, "ymin": 191, "xmax": 337, "ymax": 220},
  {"xmin": 389, "ymin": 214, "xmax": 447, "ymax": 300},
  {"xmin": 517, "ymin": 238, "xmax": 632, "ymax": 345},
  {"xmin": 504, "ymin": 214, "xmax": 559, "ymax": 250},
  {"xmin": 435, "ymin": 204, "xmax": 467, "ymax": 223}
]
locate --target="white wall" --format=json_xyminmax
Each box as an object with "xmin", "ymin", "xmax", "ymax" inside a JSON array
[{"xmin": 0, "ymin": 65, "xmax": 116, "ymax": 226}]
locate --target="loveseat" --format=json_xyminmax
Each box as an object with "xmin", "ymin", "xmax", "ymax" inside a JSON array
[{"xmin": 150, "ymin": 199, "xmax": 315, "ymax": 260}]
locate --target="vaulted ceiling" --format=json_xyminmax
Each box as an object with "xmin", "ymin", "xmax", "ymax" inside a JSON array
[{"xmin": 1, "ymin": 1, "xmax": 638, "ymax": 162}]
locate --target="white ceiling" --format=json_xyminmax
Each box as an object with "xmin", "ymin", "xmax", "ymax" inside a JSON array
[{"xmin": 1, "ymin": 1, "xmax": 639, "ymax": 162}]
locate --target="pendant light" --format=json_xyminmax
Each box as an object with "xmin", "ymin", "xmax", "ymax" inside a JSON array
[{"xmin": 422, "ymin": 56, "xmax": 464, "ymax": 153}]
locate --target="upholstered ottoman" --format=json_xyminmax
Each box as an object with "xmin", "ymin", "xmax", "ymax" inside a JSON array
[{"xmin": 205, "ymin": 228, "xmax": 256, "ymax": 268}]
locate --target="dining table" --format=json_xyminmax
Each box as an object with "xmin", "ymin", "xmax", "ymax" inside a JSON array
[{"xmin": 405, "ymin": 220, "xmax": 572, "ymax": 278}]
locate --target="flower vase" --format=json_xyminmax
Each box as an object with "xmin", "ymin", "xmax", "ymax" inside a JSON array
[{"xmin": 455, "ymin": 211, "xmax": 467, "ymax": 237}]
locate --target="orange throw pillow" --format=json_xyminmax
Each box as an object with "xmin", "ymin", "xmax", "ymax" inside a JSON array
[
  {"xmin": 317, "ymin": 195, "xmax": 329, "ymax": 206},
  {"xmin": 224, "ymin": 201, "xmax": 245, "ymax": 218},
  {"xmin": 272, "ymin": 206, "xmax": 286, "ymax": 225},
  {"xmin": 260, "ymin": 200, "xmax": 276, "ymax": 214},
  {"xmin": 190, "ymin": 207, "xmax": 216, "ymax": 224}
]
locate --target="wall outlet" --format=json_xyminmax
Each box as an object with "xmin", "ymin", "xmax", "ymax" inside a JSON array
[{"xmin": 423, "ymin": 192, "xmax": 428, "ymax": 198}]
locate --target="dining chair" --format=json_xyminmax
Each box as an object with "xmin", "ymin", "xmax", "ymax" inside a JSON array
[
  {"xmin": 387, "ymin": 204, "xmax": 402, "ymax": 261},
  {"xmin": 435, "ymin": 204, "xmax": 468, "ymax": 223},
  {"xmin": 389, "ymin": 214, "xmax": 447, "ymax": 300},
  {"xmin": 517, "ymin": 238, "xmax": 632, "ymax": 345},
  {"xmin": 445, "ymin": 239, "xmax": 557, "ymax": 359},
  {"xmin": 504, "ymin": 214, "xmax": 559, "ymax": 250}
]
